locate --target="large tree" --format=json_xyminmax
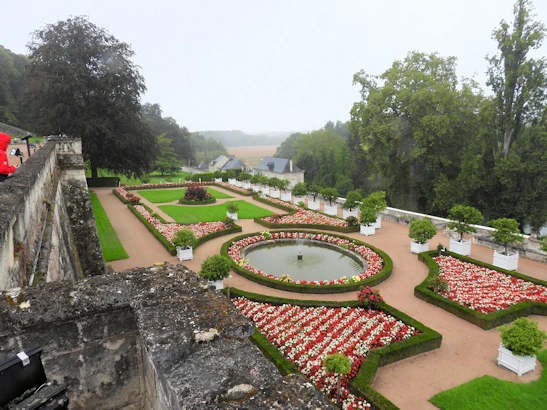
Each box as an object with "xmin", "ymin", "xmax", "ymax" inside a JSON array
[
  {"xmin": 486, "ymin": 0, "xmax": 547, "ymax": 158},
  {"xmin": 350, "ymin": 51, "xmax": 482, "ymax": 213},
  {"xmin": 25, "ymin": 16, "xmax": 156, "ymax": 178},
  {"xmin": 0, "ymin": 46, "xmax": 28, "ymax": 126}
]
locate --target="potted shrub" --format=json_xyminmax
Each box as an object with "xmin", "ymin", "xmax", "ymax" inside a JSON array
[
  {"xmin": 257, "ymin": 175, "xmax": 270, "ymax": 196},
  {"xmin": 490, "ymin": 218, "xmax": 524, "ymax": 271},
  {"xmin": 173, "ymin": 228, "xmax": 196, "ymax": 261},
  {"xmin": 250, "ymin": 174, "xmax": 261, "ymax": 191},
  {"xmin": 227, "ymin": 170, "xmax": 237, "ymax": 185},
  {"xmin": 342, "ymin": 190, "xmax": 362, "ymax": 219},
  {"xmin": 225, "ymin": 201, "xmax": 239, "ymax": 220},
  {"xmin": 237, "ymin": 171, "xmax": 252, "ymax": 189},
  {"xmin": 359, "ymin": 205, "xmax": 377, "ymax": 236},
  {"xmin": 497, "ymin": 317, "xmax": 547, "ymax": 376},
  {"xmin": 214, "ymin": 170, "xmax": 222, "ymax": 183},
  {"xmin": 307, "ymin": 184, "xmax": 322, "ymax": 210},
  {"xmin": 268, "ymin": 177, "xmax": 281, "ymax": 198},
  {"xmin": 408, "ymin": 219, "xmax": 437, "ymax": 253},
  {"xmin": 292, "ymin": 182, "xmax": 307, "ymax": 205},
  {"xmin": 323, "ymin": 354, "xmax": 351, "ymax": 404},
  {"xmin": 363, "ymin": 191, "xmax": 387, "ymax": 229},
  {"xmin": 321, "ymin": 187, "xmax": 339, "ymax": 216},
  {"xmin": 447, "ymin": 204, "xmax": 483, "ymax": 256},
  {"xmin": 199, "ymin": 254, "xmax": 232, "ymax": 290}
]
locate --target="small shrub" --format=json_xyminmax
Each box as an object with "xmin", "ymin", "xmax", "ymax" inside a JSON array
[
  {"xmin": 321, "ymin": 187, "xmax": 339, "ymax": 206},
  {"xmin": 140, "ymin": 173, "xmax": 151, "ymax": 183},
  {"xmin": 345, "ymin": 216, "xmax": 359, "ymax": 227},
  {"xmin": 447, "ymin": 204, "xmax": 483, "ymax": 241},
  {"xmin": 292, "ymin": 182, "xmax": 308, "ymax": 197},
  {"xmin": 343, "ymin": 191, "xmax": 362, "ymax": 211},
  {"xmin": 224, "ymin": 216, "xmax": 235, "ymax": 225},
  {"xmin": 297, "ymin": 201, "xmax": 306, "ymax": 208},
  {"xmin": 184, "ymin": 183, "xmax": 212, "ymax": 201},
  {"xmin": 408, "ymin": 219, "xmax": 437, "ymax": 244},
  {"xmin": 172, "ymin": 229, "xmax": 196, "ymax": 248},
  {"xmin": 489, "ymin": 217, "xmax": 524, "ymax": 255},
  {"xmin": 261, "ymin": 231, "xmax": 273, "ymax": 240},
  {"xmin": 358, "ymin": 286, "xmax": 384, "ymax": 309},
  {"xmin": 200, "ymin": 255, "xmax": 232, "ymax": 281},
  {"xmin": 427, "ymin": 276, "xmax": 448, "ymax": 294},
  {"xmin": 324, "ymin": 353, "xmax": 351, "ymax": 404},
  {"xmin": 499, "ymin": 317, "xmax": 547, "ymax": 356},
  {"xmin": 226, "ymin": 201, "xmax": 239, "ymax": 213}
]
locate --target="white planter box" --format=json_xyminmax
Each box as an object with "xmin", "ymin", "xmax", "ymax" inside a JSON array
[
  {"xmin": 360, "ymin": 225, "xmax": 375, "ymax": 236},
  {"xmin": 307, "ymin": 199, "xmax": 320, "ymax": 210},
  {"xmin": 228, "ymin": 178, "xmax": 237, "ymax": 185},
  {"xmin": 251, "ymin": 184, "xmax": 260, "ymax": 192},
  {"xmin": 497, "ymin": 343, "xmax": 536, "ymax": 376},
  {"xmin": 410, "ymin": 241, "xmax": 429, "ymax": 254},
  {"xmin": 176, "ymin": 246, "xmax": 193, "ymax": 261},
  {"xmin": 372, "ymin": 215, "xmax": 382, "ymax": 229},
  {"xmin": 343, "ymin": 209, "xmax": 358, "ymax": 219},
  {"xmin": 324, "ymin": 204, "xmax": 338, "ymax": 216},
  {"xmin": 281, "ymin": 192, "xmax": 291, "ymax": 201},
  {"xmin": 270, "ymin": 189, "xmax": 280, "ymax": 198},
  {"xmin": 209, "ymin": 279, "xmax": 224, "ymax": 290},
  {"xmin": 293, "ymin": 196, "xmax": 304, "ymax": 205},
  {"xmin": 493, "ymin": 251, "xmax": 519, "ymax": 271},
  {"xmin": 449, "ymin": 238, "xmax": 472, "ymax": 256},
  {"xmin": 227, "ymin": 212, "xmax": 238, "ymax": 221},
  {"xmin": 214, "ymin": 178, "xmax": 222, "ymax": 183},
  {"xmin": 261, "ymin": 187, "xmax": 270, "ymax": 196},
  {"xmin": 243, "ymin": 182, "xmax": 251, "ymax": 189}
]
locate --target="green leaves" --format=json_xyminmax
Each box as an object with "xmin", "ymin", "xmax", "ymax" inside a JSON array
[
  {"xmin": 490, "ymin": 218, "xmax": 524, "ymax": 254},
  {"xmin": 500, "ymin": 317, "xmax": 547, "ymax": 357},
  {"xmin": 447, "ymin": 205, "xmax": 483, "ymax": 241},
  {"xmin": 408, "ymin": 219, "xmax": 437, "ymax": 244}
]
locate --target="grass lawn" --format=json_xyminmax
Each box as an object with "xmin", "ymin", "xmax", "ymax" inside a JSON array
[
  {"xmin": 137, "ymin": 187, "xmax": 233, "ymax": 203},
  {"xmin": 89, "ymin": 191, "xmax": 129, "ymax": 262},
  {"xmin": 86, "ymin": 169, "xmax": 191, "ymax": 185},
  {"xmin": 429, "ymin": 349, "xmax": 547, "ymax": 410},
  {"xmin": 159, "ymin": 200, "xmax": 274, "ymax": 224}
]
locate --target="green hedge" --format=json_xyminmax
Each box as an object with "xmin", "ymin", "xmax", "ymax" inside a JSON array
[
  {"xmin": 112, "ymin": 188, "xmax": 131, "ymax": 204},
  {"xmin": 127, "ymin": 204, "xmax": 242, "ymax": 256},
  {"xmin": 225, "ymin": 287, "xmax": 442, "ymax": 410},
  {"xmin": 87, "ymin": 177, "xmax": 120, "ymax": 187},
  {"xmin": 178, "ymin": 198, "xmax": 217, "ymax": 205},
  {"xmin": 188, "ymin": 172, "xmax": 215, "ymax": 182},
  {"xmin": 415, "ymin": 250, "xmax": 547, "ymax": 329},
  {"xmin": 252, "ymin": 195, "xmax": 360, "ymax": 233},
  {"xmin": 220, "ymin": 230, "xmax": 393, "ymax": 294}
]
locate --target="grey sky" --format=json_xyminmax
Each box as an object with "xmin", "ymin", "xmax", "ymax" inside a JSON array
[{"xmin": 2, "ymin": 0, "xmax": 547, "ymax": 134}]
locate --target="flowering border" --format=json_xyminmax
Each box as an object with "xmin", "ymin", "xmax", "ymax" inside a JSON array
[
  {"xmin": 221, "ymin": 230, "xmax": 393, "ymax": 294},
  {"xmin": 416, "ymin": 250, "xmax": 547, "ymax": 329},
  {"xmin": 227, "ymin": 287, "xmax": 442, "ymax": 410}
]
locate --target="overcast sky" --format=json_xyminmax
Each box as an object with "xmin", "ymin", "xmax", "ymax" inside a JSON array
[{"xmin": 2, "ymin": 0, "xmax": 547, "ymax": 134}]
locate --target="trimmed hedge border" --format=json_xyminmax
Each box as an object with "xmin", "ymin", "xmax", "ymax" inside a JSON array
[
  {"xmin": 221, "ymin": 230, "xmax": 393, "ymax": 294},
  {"xmin": 415, "ymin": 250, "xmax": 547, "ymax": 329},
  {"xmin": 178, "ymin": 198, "xmax": 217, "ymax": 205},
  {"xmin": 252, "ymin": 195, "xmax": 360, "ymax": 233},
  {"xmin": 127, "ymin": 203, "xmax": 242, "ymax": 256},
  {"xmin": 224, "ymin": 287, "xmax": 442, "ymax": 410},
  {"xmin": 112, "ymin": 188, "xmax": 132, "ymax": 204}
]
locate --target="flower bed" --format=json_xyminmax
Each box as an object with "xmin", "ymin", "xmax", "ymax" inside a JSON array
[
  {"xmin": 129, "ymin": 204, "xmax": 241, "ymax": 255},
  {"xmin": 415, "ymin": 251, "xmax": 547, "ymax": 329},
  {"xmin": 434, "ymin": 255, "xmax": 547, "ymax": 314},
  {"xmin": 222, "ymin": 231, "xmax": 392, "ymax": 293},
  {"xmin": 113, "ymin": 187, "xmax": 140, "ymax": 204},
  {"xmin": 233, "ymin": 297, "xmax": 419, "ymax": 409},
  {"xmin": 214, "ymin": 182, "xmax": 254, "ymax": 196}
]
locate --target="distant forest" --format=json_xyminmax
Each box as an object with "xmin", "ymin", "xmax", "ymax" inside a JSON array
[{"xmin": 200, "ymin": 130, "xmax": 290, "ymax": 147}]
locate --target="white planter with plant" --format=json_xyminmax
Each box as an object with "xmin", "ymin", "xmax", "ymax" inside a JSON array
[
  {"xmin": 372, "ymin": 215, "xmax": 382, "ymax": 229},
  {"xmin": 359, "ymin": 205, "xmax": 377, "ymax": 236},
  {"xmin": 293, "ymin": 196, "xmax": 304, "ymax": 205},
  {"xmin": 408, "ymin": 219, "xmax": 437, "ymax": 254},
  {"xmin": 199, "ymin": 254, "xmax": 232, "ymax": 290},
  {"xmin": 324, "ymin": 204, "xmax": 338, "ymax": 216},
  {"xmin": 281, "ymin": 192, "xmax": 291, "ymax": 201},
  {"xmin": 490, "ymin": 218, "xmax": 523, "ymax": 271},
  {"xmin": 270, "ymin": 189, "xmax": 280, "ymax": 198},
  {"xmin": 291, "ymin": 183, "xmax": 308, "ymax": 206},
  {"xmin": 362, "ymin": 191, "xmax": 387, "ymax": 230},
  {"xmin": 360, "ymin": 225, "xmax": 375, "ymax": 236},
  {"xmin": 308, "ymin": 199, "xmax": 320, "ymax": 210},
  {"xmin": 343, "ymin": 209, "xmax": 358, "ymax": 219},
  {"xmin": 214, "ymin": 178, "xmax": 222, "ymax": 183},
  {"xmin": 251, "ymin": 184, "xmax": 260, "ymax": 192},
  {"xmin": 228, "ymin": 178, "xmax": 237, "ymax": 185},
  {"xmin": 497, "ymin": 318, "xmax": 547, "ymax": 376},
  {"xmin": 173, "ymin": 229, "xmax": 196, "ymax": 261},
  {"xmin": 447, "ymin": 204, "xmax": 483, "ymax": 256},
  {"xmin": 321, "ymin": 187, "xmax": 339, "ymax": 216},
  {"xmin": 342, "ymin": 191, "xmax": 361, "ymax": 220},
  {"xmin": 261, "ymin": 186, "xmax": 270, "ymax": 196},
  {"xmin": 225, "ymin": 201, "xmax": 239, "ymax": 221}
]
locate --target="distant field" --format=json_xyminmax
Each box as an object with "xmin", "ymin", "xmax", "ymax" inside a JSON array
[{"xmin": 227, "ymin": 145, "xmax": 278, "ymax": 166}]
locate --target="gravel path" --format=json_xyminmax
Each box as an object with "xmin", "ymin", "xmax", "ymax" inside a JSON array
[{"xmin": 93, "ymin": 186, "xmax": 547, "ymax": 410}]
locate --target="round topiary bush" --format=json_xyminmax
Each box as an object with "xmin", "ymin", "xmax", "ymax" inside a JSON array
[
  {"xmin": 172, "ymin": 229, "xmax": 196, "ymax": 249},
  {"xmin": 408, "ymin": 219, "xmax": 437, "ymax": 244},
  {"xmin": 499, "ymin": 317, "xmax": 547, "ymax": 357},
  {"xmin": 200, "ymin": 254, "xmax": 232, "ymax": 281}
]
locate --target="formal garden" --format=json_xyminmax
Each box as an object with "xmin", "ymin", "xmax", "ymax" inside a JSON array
[{"xmin": 90, "ymin": 179, "xmax": 547, "ymax": 410}]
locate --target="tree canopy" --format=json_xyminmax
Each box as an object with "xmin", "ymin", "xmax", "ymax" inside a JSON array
[{"xmin": 25, "ymin": 16, "xmax": 157, "ymax": 178}]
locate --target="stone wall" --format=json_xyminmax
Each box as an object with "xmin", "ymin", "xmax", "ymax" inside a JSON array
[
  {"xmin": 0, "ymin": 264, "xmax": 334, "ymax": 410},
  {"xmin": 0, "ymin": 139, "xmax": 104, "ymax": 291}
]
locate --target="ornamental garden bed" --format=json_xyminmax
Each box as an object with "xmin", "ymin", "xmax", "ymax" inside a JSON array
[
  {"xmin": 137, "ymin": 187, "xmax": 233, "ymax": 203},
  {"xmin": 253, "ymin": 195, "xmax": 359, "ymax": 233},
  {"xmin": 415, "ymin": 250, "xmax": 547, "ymax": 329},
  {"xmin": 221, "ymin": 230, "xmax": 393, "ymax": 293},
  {"xmin": 113, "ymin": 187, "xmax": 140, "ymax": 204},
  {"xmin": 127, "ymin": 203, "xmax": 241, "ymax": 255},
  {"xmin": 213, "ymin": 181, "xmax": 254, "ymax": 196},
  {"xmin": 227, "ymin": 288, "xmax": 442, "ymax": 410}
]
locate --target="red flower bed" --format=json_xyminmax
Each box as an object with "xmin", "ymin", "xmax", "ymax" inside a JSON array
[
  {"xmin": 233, "ymin": 297, "xmax": 419, "ymax": 409},
  {"xmin": 434, "ymin": 256, "xmax": 547, "ymax": 313},
  {"xmin": 227, "ymin": 232, "xmax": 383, "ymax": 285}
]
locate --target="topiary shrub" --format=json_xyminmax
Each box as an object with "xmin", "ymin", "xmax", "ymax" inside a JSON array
[
  {"xmin": 408, "ymin": 219, "xmax": 437, "ymax": 244},
  {"xmin": 183, "ymin": 183, "xmax": 212, "ymax": 202},
  {"xmin": 323, "ymin": 353, "xmax": 351, "ymax": 404},
  {"xmin": 200, "ymin": 254, "xmax": 232, "ymax": 281},
  {"xmin": 343, "ymin": 190, "xmax": 362, "ymax": 211},
  {"xmin": 490, "ymin": 217, "xmax": 524, "ymax": 255},
  {"xmin": 226, "ymin": 201, "xmax": 239, "ymax": 214},
  {"xmin": 172, "ymin": 228, "xmax": 196, "ymax": 249},
  {"xmin": 292, "ymin": 182, "xmax": 308, "ymax": 198},
  {"xmin": 321, "ymin": 187, "xmax": 339, "ymax": 206},
  {"xmin": 345, "ymin": 216, "xmax": 359, "ymax": 227},
  {"xmin": 447, "ymin": 204, "xmax": 483, "ymax": 241},
  {"xmin": 499, "ymin": 317, "xmax": 547, "ymax": 357},
  {"xmin": 308, "ymin": 184, "xmax": 322, "ymax": 202}
]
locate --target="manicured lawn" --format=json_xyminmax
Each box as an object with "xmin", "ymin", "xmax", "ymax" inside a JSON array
[
  {"xmin": 86, "ymin": 169, "xmax": 191, "ymax": 185},
  {"xmin": 429, "ymin": 349, "xmax": 547, "ymax": 410},
  {"xmin": 137, "ymin": 188, "xmax": 233, "ymax": 203},
  {"xmin": 89, "ymin": 191, "xmax": 129, "ymax": 262},
  {"xmin": 159, "ymin": 200, "xmax": 274, "ymax": 224}
]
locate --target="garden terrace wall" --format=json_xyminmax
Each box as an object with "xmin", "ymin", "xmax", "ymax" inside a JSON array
[
  {"xmin": 127, "ymin": 203, "xmax": 242, "ymax": 256},
  {"xmin": 415, "ymin": 250, "xmax": 547, "ymax": 329},
  {"xmin": 0, "ymin": 139, "xmax": 104, "ymax": 291},
  {"xmin": 225, "ymin": 287, "xmax": 442, "ymax": 410},
  {"xmin": 0, "ymin": 264, "xmax": 333, "ymax": 409},
  {"xmin": 221, "ymin": 230, "xmax": 393, "ymax": 294}
]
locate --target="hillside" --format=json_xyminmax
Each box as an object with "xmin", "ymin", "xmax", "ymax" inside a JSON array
[{"xmin": 199, "ymin": 130, "xmax": 290, "ymax": 147}]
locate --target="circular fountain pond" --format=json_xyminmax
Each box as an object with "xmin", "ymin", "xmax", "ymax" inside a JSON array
[{"xmin": 243, "ymin": 240, "xmax": 366, "ymax": 282}]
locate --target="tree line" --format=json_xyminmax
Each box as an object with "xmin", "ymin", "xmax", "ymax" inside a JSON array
[{"xmin": 276, "ymin": 0, "xmax": 547, "ymax": 231}]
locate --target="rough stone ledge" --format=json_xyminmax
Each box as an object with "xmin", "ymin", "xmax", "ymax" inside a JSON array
[{"xmin": 0, "ymin": 263, "xmax": 334, "ymax": 409}]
